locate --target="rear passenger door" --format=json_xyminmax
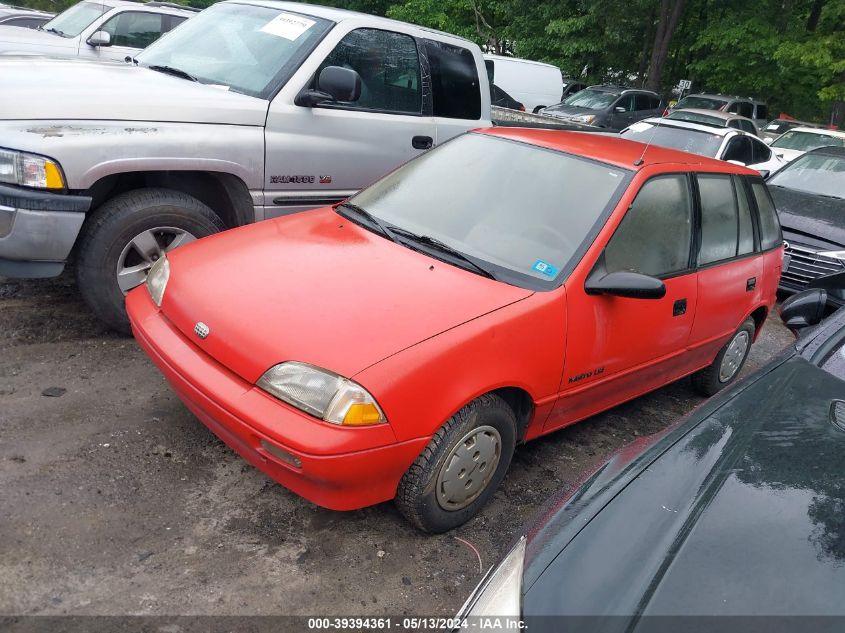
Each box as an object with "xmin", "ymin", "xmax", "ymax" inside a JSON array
[{"xmin": 688, "ymin": 174, "xmax": 764, "ymax": 367}]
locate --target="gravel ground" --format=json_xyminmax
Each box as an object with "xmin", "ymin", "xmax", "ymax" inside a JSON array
[{"xmin": 0, "ymin": 272, "xmax": 794, "ymax": 617}]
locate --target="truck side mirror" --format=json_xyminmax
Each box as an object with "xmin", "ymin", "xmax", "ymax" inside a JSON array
[
  {"xmin": 295, "ymin": 66, "xmax": 362, "ymax": 108},
  {"xmin": 88, "ymin": 30, "xmax": 111, "ymax": 47}
]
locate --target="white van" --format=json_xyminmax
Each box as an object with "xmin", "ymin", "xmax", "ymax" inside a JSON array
[{"xmin": 484, "ymin": 54, "xmax": 564, "ymax": 113}]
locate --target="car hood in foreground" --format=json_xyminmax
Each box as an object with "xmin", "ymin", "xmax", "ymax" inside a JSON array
[
  {"xmin": 522, "ymin": 347, "xmax": 845, "ymax": 621},
  {"xmin": 0, "ymin": 57, "xmax": 268, "ymax": 125},
  {"xmin": 771, "ymin": 184, "xmax": 845, "ymax": 248},
  {"xmin": 158, "ymin": 209, "xmax": 534, "ymax": 383}
]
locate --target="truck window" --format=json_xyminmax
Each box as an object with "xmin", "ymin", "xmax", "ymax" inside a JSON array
[
  {"xmin": 424, "ymin": 40, "xmax": 481, "ymax": 120},
  {"xmin": 319, "ymin": 28, "xmax": 421, "ymax": 114},
  {"xmin": 100, "ymin": 11, "xmax": 164, "ymax": 49}
]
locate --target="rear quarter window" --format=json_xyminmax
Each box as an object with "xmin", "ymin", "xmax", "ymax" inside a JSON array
[{"xmin": 751, "ymin": 182, "xmax": 782, "ymax": 250}]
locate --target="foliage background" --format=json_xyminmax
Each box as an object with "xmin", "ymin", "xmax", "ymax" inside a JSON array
[{"xmin": 13, "ymin": 0, "xmax": 844, "ymax": 121}]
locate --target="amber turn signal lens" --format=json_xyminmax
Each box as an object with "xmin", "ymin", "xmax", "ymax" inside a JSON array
[{"xmin": 342, "ymin": 403, "xmax": 383, "ymax": 426}]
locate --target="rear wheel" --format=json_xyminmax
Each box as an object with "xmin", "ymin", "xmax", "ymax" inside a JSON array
[
  {"xmin": 76, "ymin": 188, "xmax": 225, "ymax": 334},
  {"xmin": 691, "ymin": 318, "xmax": 755, "ymax": 396},
  {"xmin": 395, "ymin": 394, "xmax": 516, "ymax": 533}
]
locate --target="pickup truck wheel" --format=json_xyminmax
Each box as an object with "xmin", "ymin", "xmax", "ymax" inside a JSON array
[
  {"xmin": 76, "ymin": 188, "xmax": 225, "ymax": 334},
  {"xmin": 395, "ymin": 394, "xmax": 516, "ymax": 533},
  {"xmin": 691, "ymin": 318, "xmax": 755, "ymax": 397}
]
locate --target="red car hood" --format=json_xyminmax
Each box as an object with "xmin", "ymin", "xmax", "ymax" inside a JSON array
[{"xmin": 160, "ymin": 209, "xmax": 534, "ymax": 384}]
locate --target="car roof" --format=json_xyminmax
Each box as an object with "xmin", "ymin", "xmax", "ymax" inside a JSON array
[
  {"xmin": 786, "ymin": 127, "xmax": 845, "ymax": 139},
  {"xmin": 684, "ymin": 93, "xmax": 749, "ymax": 102},
  {"xmin": 229, "ymin": 0, "xmax": 474, "ymax": 43},
  {"xmin": 477, "ymin": 127, "xmax": 753, "ymax": 173},
  {"xmin": 637, "ymin": 116, "xmax": 743, "ymax": 138}
]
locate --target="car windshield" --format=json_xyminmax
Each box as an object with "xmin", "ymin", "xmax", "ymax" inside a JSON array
[
  {"xmin": 675, "ymin": 95, "xmax": 728, "ymax": 110},
  {"xmin": 562, "ymin": 89, "xmax": 618, "ymax": 109},
  {"xmin": 40, "ymin": 1, "xmax": 108, "ymax": 37},
  {"xmin": 767, "ymin": 153, "xmax": 845, "ymax": 199},
  {"xmin": 764, "ymin": 120, "xmax": 800, "ymax": 134},
  {"xmin": 620, "ymin": 121, "xmax": 724, "ymax": 157},
  {"xmin": 771, "ymin": 131, "xmax": 845, "ymax": 152},
  {"xmin": 346, "ymin": 133, "xmax": 630, "ymax": 289},
  {"xmin": 136, "ymin": 3, "xmax": 333, "ymax": 99},
  {"xmin": 666, "ymin": 110, "xmax": 725, "ymax": 127}
]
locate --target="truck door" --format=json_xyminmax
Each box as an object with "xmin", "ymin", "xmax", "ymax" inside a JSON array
[{"xmin": 264, "ymin": 27, "xmax": 436, "ymax": 218}]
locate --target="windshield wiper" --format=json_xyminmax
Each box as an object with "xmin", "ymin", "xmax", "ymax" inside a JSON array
[
  {"xmin": 387, "ymin": 227, "xmax": 497, "ymax": 280},
  {"xmin": 147, "ymin": 65, "xmax": 197, "ymax": 82},
  {"xmin": 335, "ymin": 202, "xmax": 400, "ymax": 244},
  {"xmin": 42, "ymin": 27, "xmax": 65, "ymax": 36}
]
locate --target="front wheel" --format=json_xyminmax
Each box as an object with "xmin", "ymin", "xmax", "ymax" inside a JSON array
[
  {"xmin": 76, "ymin": 188, "xmax": 225, "ymax": 333},
  {"xmin": 691, "ymin": 318, "xmax": 756, "ymax": 397},
  {"xmin": 395, "ymin": 394, "xmax": 516, "ymax": 533}
]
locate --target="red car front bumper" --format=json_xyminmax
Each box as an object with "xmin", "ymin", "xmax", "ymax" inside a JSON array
[{"xmin": 127, "ymin": 289, "xmax": 430, "ymax": 511}]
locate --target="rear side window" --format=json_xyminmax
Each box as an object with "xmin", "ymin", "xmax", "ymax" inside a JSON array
[
  {"xmin": 728, "ymin": 101, "xmax": 754, "ymax": 118},
  {"xmin": 734, "ymin": 177, "xmax": 755, "ymax": 255},
  {"xmin": 425, "ymin": 40, "xmax": 481, "ymax": 120},
  {"xmin": 634, "ymin": 94, "xmax": 653, "ymax": 110},
  {"xmin": 752, "ymin": 182, "xmax": 782, "ymax": 250},
  {"xmin": 722, "ymin": 136, "xmax": 754, "ymax": 164},
  {"xmin": 605, "ymin": 174, "xmax": 692, "ymax": 277},
  {"xmin": 751, "ymin": 137, "xmax": 771, "ymax": 163},
  {"xmin": 320, "ymin": 28, "xmax": 422, "ymax": 114},
  {"xmin": 698, "ymin": 175, "xmax": 739, "ymax": 265}
]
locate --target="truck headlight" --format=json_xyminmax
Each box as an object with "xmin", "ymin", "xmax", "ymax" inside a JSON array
[
  {"xmin": 0, "ymin": 148, "xmax": 66, "ymax": 190},
  {"xmin": 257, "ymin": 361, "xmax": 386, "ymax": 426},
  {"xmin": 456, "ymin": 536, "xmax": 526, "ymax": 619},
  {"xmin": 145, "ymin": 254, "xmax": 170, "ymax": 306}
]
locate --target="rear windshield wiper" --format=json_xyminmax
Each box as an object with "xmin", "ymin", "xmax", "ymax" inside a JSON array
[
  {"xmin": 388, "ymin": 227, "xmax": 497, "ymax": 280},
  {"xmin": 335, "ymin": 202, "xmax": 399, "ymax": 244},
  {"xmin": 147, "ymin": 65, "xmax": 197, "ymax": 82}
]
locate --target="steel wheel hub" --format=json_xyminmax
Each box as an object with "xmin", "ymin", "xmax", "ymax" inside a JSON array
[
  {"xmin": 719, "ymin": 330, "xmax": 750, "ymax": 382},
  {"xmin": 116, "ymin": 227, "xmax": 196, "ymax": 294},
  {"xmin": 435, "ymin": 425, "xmax": 502, "ymax": 511}
]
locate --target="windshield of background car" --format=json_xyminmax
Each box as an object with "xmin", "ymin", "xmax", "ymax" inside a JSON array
[
  {"xmin": 620, "ymin": 121, "xmax": 723, "ymax": 157},
  {"xmin": 135, "ymin": 3, "xmax": 333, "ymax": 99},
  {"xmin": 675, "ymin": 95, "xmax": 728, "ymax": 110},
  {"xmin": 666, "ymin": 110, "xmax": 724, "ymax": 127},
  {"xmin": 764, "ymin": 120, "xmax": 800, "ymax": 134},
  {"xmin": 767, "ymin": 153, "xmax": 845, "ymax": 199},
  {"xmin": 562, "ymin": 89, "xmax": 618, "ymax": 109},
  {"xmin": 41, "ymin": 1, "xmax": 108, "ymax": 37},
  {"xmin": 346, "ymin": 133, "xmax": 630, "ymax": 289},
  {"xmin": 771, "ymin": 131, "xmax": 845, "ymax": 152}
]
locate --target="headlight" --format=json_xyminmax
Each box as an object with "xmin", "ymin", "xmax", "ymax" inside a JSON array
[
  {"xmin": 0, "ymin": 148, "xmax": 66, "ymax": 189},
  {"xmin": 819, "ymin": 250, "xmax": 845, "ymax": 261},
  {"xmin": 145, "ymin": 254, "xmax": 170, "ymax": 306},
  {"xmin": 574, "ymin": 114, "xmax": 596, "ymax": 124},
  {"xmin": 457, "ymin": 536, "xmax": 526, "ymax": 619},
  {"xmin": 257, "ymin": 361, "xmax": 386, "ymax": 426}
]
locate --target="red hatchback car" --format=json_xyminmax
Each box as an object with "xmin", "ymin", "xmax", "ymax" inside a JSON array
[{"xmin": 127, "ymin": 129, "xmax": 783, "ymax": 532}]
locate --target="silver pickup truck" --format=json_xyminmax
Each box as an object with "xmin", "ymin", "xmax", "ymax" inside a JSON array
[{"xmin": 0, "ymin": 0, "xmax": 497, "ymax": 331}]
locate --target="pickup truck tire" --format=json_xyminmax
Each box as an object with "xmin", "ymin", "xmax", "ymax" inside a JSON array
[
  {"xmin": 691, "ymin": 318, "xmax": 755, "ymax": 397},
  {"xmin": 76, "ymin": 188, "xmax": 225, "ymax": 334},
  {"xmin": 395, "ymin": 393, "xmax": 516, "ymax": 533}
]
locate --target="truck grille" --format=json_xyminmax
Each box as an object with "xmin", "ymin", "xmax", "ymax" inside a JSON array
[{"xmin": 782, "ymin": 242, "xmax": 845, "ymax": 288}]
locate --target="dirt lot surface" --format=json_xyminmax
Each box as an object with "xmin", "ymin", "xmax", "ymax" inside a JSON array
[{"xmin": 0, "ymin": 272, "xmax": 794, "ymax": 617}]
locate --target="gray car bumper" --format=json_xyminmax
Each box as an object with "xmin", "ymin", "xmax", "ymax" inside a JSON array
[{"xmin": 0, "ymin": 184, "xmax": 91, "ymax": 278}]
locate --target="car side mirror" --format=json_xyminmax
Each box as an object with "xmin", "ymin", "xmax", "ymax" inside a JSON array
[
  {"xmin": 779, "ymin": 288, "xmax": 827, "ymax": 335},
  {"xmin": 87, "ymin": 30, "xmax": 111, "ymax": 47},
  {"xmin": 614, "ymin": 106, "xmax": 625, "ymax": 113},
  {"xmin": 585, "ymin": 270, "xmax": 666, "ymax": 299},
  {"xmin": 295, "ymin": 66, "xmax": 362, "ymax": 108}
]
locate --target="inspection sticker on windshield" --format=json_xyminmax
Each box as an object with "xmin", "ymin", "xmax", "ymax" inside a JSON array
[
  {"xmin": 532, "ymin": 260, "xmax": 559, "ymax": 277},
  {"xmin": 260, "ymin": 13, "xmax": 315, "ymax": 40}
]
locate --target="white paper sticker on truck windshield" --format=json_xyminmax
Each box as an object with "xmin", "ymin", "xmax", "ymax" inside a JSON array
[{"xmin": 260, "ymin": 13, "xmax": 315, "ymax": 40}]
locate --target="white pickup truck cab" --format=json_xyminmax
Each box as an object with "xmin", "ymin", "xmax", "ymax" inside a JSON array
[{"xmin": 0, "ymin": 1, "xmax": 492, "ymax": 331}]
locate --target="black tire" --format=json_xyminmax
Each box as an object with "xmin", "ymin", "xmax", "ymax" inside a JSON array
[
  {"xmin": 691, "ymin": 318, "xmax": 756, "ymax": 397},
  {"xmin": 395, "ymin": 393, "xmax": 517, "ymax": 533},
  {"xmin": 76, "ymin": 188, "xmax": 225, "ymax": 334}
]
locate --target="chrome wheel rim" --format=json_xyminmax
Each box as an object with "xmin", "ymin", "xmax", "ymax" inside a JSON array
[
  {"xmin": 719, "ymin": 330, "xmax": 750, "ymax": 382},
  {"xmin": 115, "ymin": 227, "xmax": 196, "ymax": 295},
  {"xmin": 435, "ymin": 425, "xmax": 502, "ymax": 511}
]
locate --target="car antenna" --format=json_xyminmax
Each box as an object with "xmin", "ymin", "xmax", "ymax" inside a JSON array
[{"xmin": 633, "ymin": 118, "xmax": 661, "ymax": 166}]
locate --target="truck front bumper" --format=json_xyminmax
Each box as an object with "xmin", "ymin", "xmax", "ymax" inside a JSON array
[{"xmin": 0, "ymin": 184, "xmax": 91, "ymax": 278}]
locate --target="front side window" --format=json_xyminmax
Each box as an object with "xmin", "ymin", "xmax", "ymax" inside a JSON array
[
  {"xmin": 614, "ymin": 94, "xmax": 635, "ymax": 112},
  {"xmin": 100, "ymin": 11, "xmax": 163, "ymax": 49},
  {"xmin": 728, "ymin": 102, "xmax": 754, "ymax": 118},
  {"xmin": 605, "ymin": 174, "xmax": 692, "ymax": 277},
  {"xmin": 425, "ymin": 40, "xmax": 481, "ymax": 120},
  {"xmin": 756, "ymin": 104, "xmax": 769, "ymax": 120},
  {"xmin": 318, "ymin": 28, "xmax": 421, "ymax": 114},
  {"xmin": 41, "ymin": 0, "xmax": 108, "ymax": 37},
  {"xmin": 564, "ymin": 89, "xmax": 619, "ymax": 109},
  {"xmin": 136, "ymin": 4, "xmax": 333, "ymax": 99},
  {"xmin": 698, "ymin": 174, "xmax": 739, "ymax": 265},
  {"xmin": 751, "ymin": 182, "xmax": 782, "ymax": 250},
  {"xmin": 347, "ymin": 133, "xmax": 630, "ymax": 288}
]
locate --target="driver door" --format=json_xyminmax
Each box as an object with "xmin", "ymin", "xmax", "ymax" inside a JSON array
[{"xmin": 545, "ymin": 173, "xmax": 699, "ymax": 432}]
